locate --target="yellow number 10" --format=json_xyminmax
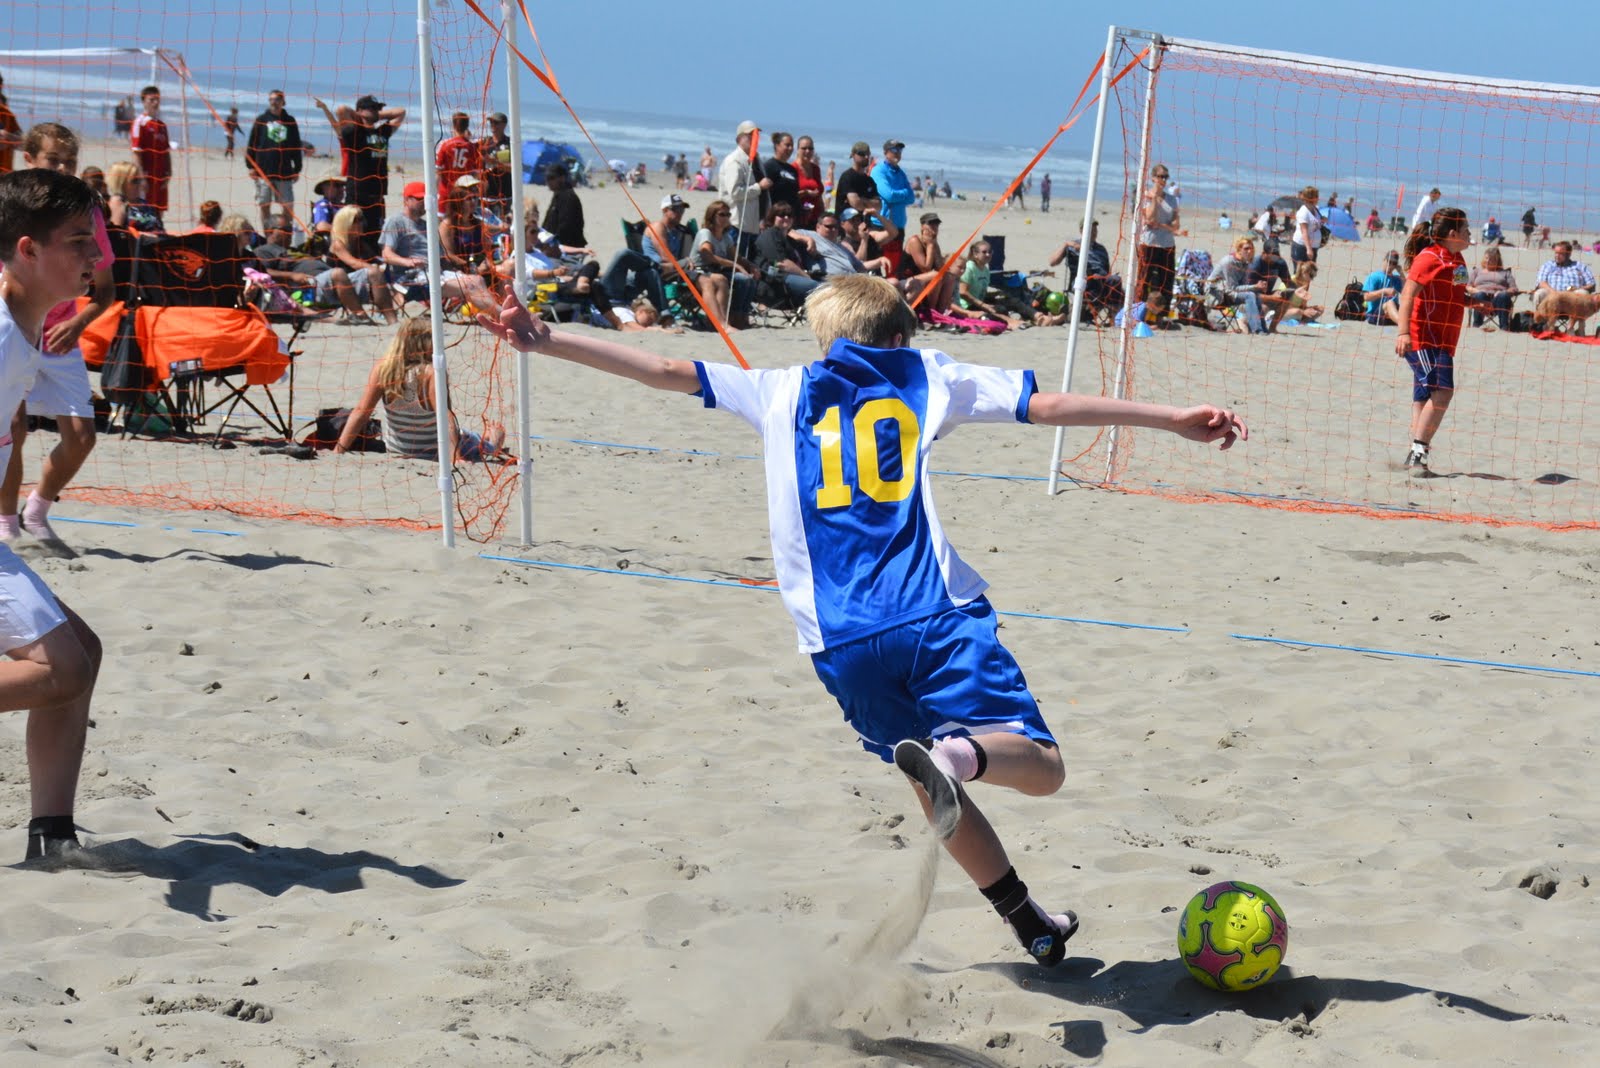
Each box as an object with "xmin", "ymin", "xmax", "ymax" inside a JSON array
[{"xmin": 811, "ymin": 398, "xmax": 920, "ymax": 509}]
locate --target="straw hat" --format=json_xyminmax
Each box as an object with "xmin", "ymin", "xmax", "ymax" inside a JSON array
[{"xmin": 313, "ymin": 172, "xmax": 346, "ymax": 196}]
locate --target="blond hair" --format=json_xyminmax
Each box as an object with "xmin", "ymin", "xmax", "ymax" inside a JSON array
[
  {"xmin": 805, "ymin": 274, "xmax": 918, "ymax": 353},
  {"xmin": 105, "ymin": 160, "xmax": 142, "ymax": 197},
  {"xmin": 374, "ymin": 318, "xmax": 434, "ymax": 403},
  {"xmin": 330, "ymin": 204, "xmax": 363, "ymax": 251}
]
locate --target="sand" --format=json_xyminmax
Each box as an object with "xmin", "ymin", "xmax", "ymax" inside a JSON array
[{"xmin": 0, "ymin": 143, "xmax": 1596, "ymax": 1066}]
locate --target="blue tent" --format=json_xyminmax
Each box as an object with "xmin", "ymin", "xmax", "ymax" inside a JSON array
[
  {"xmin": 1326, "ymin": 205, "xmax": 1360, "ymax": 242},
  {"xmin": 521, "ymin": 139, "xmax": 582, "ymax": 183}
]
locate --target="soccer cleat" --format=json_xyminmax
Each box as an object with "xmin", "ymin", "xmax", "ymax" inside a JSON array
[
  {"xmin": 25, "ymin": 833, "xmax": 81, "ymax": 863},
  {"xmin": 1011, "ymin": 908, "xmax": 1080, "ymax": 967},
  {"xmin": 894, "ymin": 738, "xmax": 963, "ymax": 840}
]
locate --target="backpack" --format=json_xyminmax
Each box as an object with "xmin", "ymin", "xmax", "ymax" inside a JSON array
[{"xmin": 1334, "ymin": 278, "xmax": 1365, "ymax": 321}]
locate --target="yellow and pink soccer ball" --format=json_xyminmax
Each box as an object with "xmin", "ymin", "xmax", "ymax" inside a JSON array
[{"xmin": 1176, "ymin": 880, "xmax": 1288, "ymax": 991}]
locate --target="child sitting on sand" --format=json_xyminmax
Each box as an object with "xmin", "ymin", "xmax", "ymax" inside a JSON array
[
  {"xmin": 0, "ymin": 169, "xmax": 105, "ymax": 860},
  {"xmin": 335, "ymin": 317, "xmax": 505, "ymax": 461},
  {"xmin": 477, "ymin": 275, "xmax": 1246, "ymax": 965}
]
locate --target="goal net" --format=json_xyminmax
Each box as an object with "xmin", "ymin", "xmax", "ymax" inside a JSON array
[
  {"xmin": 1061, "ymin": 30, "xmax": 1600, "ymax": 530},
  {"xmin": 0, "ymin": 3, "xmax": 518, "ymax": 541}
]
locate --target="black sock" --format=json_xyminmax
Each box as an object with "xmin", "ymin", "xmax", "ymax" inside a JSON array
[
  {"xmin": 28, "ymin": 814, "xmax": 76, "ymax": 840},
  {"xmin": 980, "ymin": 866, "xmax": 1069, "ymax": 962},
  {"xmin": 969, "ymin": 739, "xmax": 988, "ymax": 781}
]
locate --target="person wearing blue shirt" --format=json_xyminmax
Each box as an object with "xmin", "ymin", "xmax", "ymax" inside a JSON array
[
  {"xmin": 870, "ymin": 139, "xmax": 916, "ymax": 233},
  {"xmin": 476, "ymin": 275, "xmax": 1247, "ymax": 968},
  {"xmin": 1363, "ymin": 250, "xmax": 1404, "ymax": 325}
]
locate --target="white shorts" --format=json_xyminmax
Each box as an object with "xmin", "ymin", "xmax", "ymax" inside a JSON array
[
  {"xmin": 26, "ymin": 349, "xmax": 95, "ymax": 419},
  {"xmin": 254, "ymin": 176, "xmax": 296, "ymax": 206},
  {"xmin": 0, "ymin": 545, "xmax": 67, "ymax": 651}
]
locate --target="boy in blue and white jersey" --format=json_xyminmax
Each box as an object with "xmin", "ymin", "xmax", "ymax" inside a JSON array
[
  {"xmin": 479, "ymin": 276, "xmax": 1246, "ymax": 966},
  {"xmin": 0, "ymin": 169, "xmax": 105, "ymax": 861}
]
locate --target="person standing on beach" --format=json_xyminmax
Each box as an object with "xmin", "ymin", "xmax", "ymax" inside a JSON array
[
  {"xmin": 1521, "ymin": 207, "xmax": 1537, "ymax": 248},
  {"xmin": 1290, "ymin": 185, "xmax": 1322, "ymax": 267},
  {"xmin": 0, "ymin": 167, "xmax": 106, "ymax": 862},
  {"xmin": 129, "ymin": 86, "xmax": 172, "ymax": 214},
  {"xmin": 245, "ymin": 90, "xmax": 303, "ymax": 229},
  {"xmin": 476, "ymin": 275, "xmax": 1245, "ymax": 967},
  {"xmin": 834, "ymin": 141, "xmax": 877, "ymax": 218},
  {"xmin": 1040, "ymin": 173, "xmax": 1051, "ymax": 213},
  {"xmin": 0, "ymin": 124, "xmax": 112, "ymax": 556},
  {"xmin": 1136, "ymin": 163, "xmax": 1179, "ymax": 302},
  {"xmin": 718, "ymin": 121, "xmax": 768, "ymax": 258},
  {"xmin": 222, "ymin": 106, "xmax": 241, "ymax": 159},
  {"xmin": 1411, "ymin": 187, "xmax": 1442, "ymax": 230},
  {"xmin": 1395, "ymin": 207, "xmax": 1473, "ymax": 471},
  {"xmin": 314, "ymin": 94, "xmax": 406, "ymax": 252},
  {"xmin": 870, "ymin": 139, "xmax": 916, "ymax": 236}
]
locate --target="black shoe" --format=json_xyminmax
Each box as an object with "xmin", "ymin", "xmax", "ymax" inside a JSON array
[
  {"xmin": 25, "ymin": 834, "xmax": 81, "ymax": 862},
  {"xmin": 1013, "ymin": 908, "xmax": 1080, "ymax": 966},
  {"xmin": 893, "ymin": 738, "xmax": 963, "ymax": 840}
]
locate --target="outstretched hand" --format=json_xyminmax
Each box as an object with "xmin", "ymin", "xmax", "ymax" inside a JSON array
[
  {"xmin": 475, "ymin": 292, "xmax": 550, "ymax": 352},
  {"xmin": 1172, "ymin": 405, "xmax": 1247, "ymax": 450}
]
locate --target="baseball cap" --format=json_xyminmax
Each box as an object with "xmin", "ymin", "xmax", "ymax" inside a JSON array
[
  {"xmin": 402, "ymin": 180, "xmax": 427, "ymax": 199},
  {"xmin": 850, "ymin": 141, "xmax": 871, "ymax": 156},
  {"xmin": 356, "ymin": 94, "xmax": 385, "ymax": 112},
  {"xmin": 883, "ymin": 139, "xmax": 906, "ymax": 153},
  {"xmin": 736, "ymin": 120, "xmax": 758, "ymax": 137},
  {"xmin": 920, "ymin": 212, "xmax": 941, "ymax": 225},
  {"xmin": 488, "ymin": 111, "xmax": 507, "ymax": 123},
  {"xmin": 661, "ymin": 193, "xmax": 688, "ymax": 211},
  {"xmin": 840, "ymin": 207, "xmax": 862, "ymax": 221},
  {"xmin": 312, "ymin": 172, "xmax": 345, "ymax": 196},
  {"xmin": 454, "ymin": 174, "xmax": 481, "ymax": 188}
]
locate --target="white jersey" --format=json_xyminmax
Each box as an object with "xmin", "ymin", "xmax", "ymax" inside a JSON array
[
  {"xmin": 695, "ymin": 341, "xmax": 1036, "ymax": 653},
  {"xmin": 0, "ymin": 300, "xmax": 43, "ymax": 467}
]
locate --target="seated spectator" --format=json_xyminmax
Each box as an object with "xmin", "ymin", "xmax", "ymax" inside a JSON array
[
  {"xmin": 752, "ymin": 201, "xmax": 825, "ymax": 305},
  {"xmin": 228, "ymin": 213, "xmax": 395, "ymax": 324},
  {"xmin": 838, "ymin": 207, "xmax": 896, "ymax": 274},
  {"xmin": 336, "ymin": 317, "xmax": 506, "ymax": 461},
  {"xmin": 690, "ymin": 198, "xmax": 756, "ymax": 331},
  {"xmin": 1279, "ymin": 261, "xmax": 1325, "ymax": 325},
  {"xmin": 1482, "ymin": 217, "xmax": 1504, "ymax": 246},
  {"xmin": 310, "ymin": 171, "xmax": 346, "ymax": 242},
  {"xmin": 1205, "ymin": 236, "xmax": 1270, "ymax": 334},
  {"xmin": 492, "ymin": 199, "xmax": 619, "ymax": 326},
  {"xmin": 600, "ymin": 192, "xmax": 696, "ymax": 311},
  {"xmin": 957, "ymin": 241, "xmax": 1062, "ymax": 326},
  {"xmin": 1246, "ymin": 243, "xmax": 1295, "ymax": 325},
  {"xmin": 381, "ymin": 180, "xmax": 496, "ymax": 310},
  {"xmin": 80, "ymin": 166, "xmax": 107, "ymax": 198},
  {"xmin": 898, "ymin": 212, "xmax": 956, "ymax": 311},
  {"xmin": 1466, "ymin": 246, "xmax": 1519, "ymax": 329},
  {"xmin": 1047, "ymin": 220, "xmax": 1122, "ymax": 313},
  {"xmin": 1363, "ymin": 250, "xmax": 1404, "ymax": 325},
  {"xmin": 105, "ymin": 160, "xmax": 164, "ymax": 232},
  {"xmin": 439, "ymin": 175, "xmax": 498, "ymax": 301},
  {"xmin": 192, "ymin": 199, "xmax": 223, "ymax": 234},
  {"xmin": 1532, "ymin": 241, "xmax": 1595, "ymax": 309},
  {"xmin": 794, "ymin": 211, "xmax": 874, "ymax": 277}
]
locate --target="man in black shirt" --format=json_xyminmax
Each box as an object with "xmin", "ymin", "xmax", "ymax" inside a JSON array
[
  {"xmin": 834, "ymin": 141, "xmax": 880, "ymax": 218},
  {"xmin": 313, "ymin": 92, "xmax": 407, "ymax": 251},
  {"xmin": 244, "ymin": 89, "xmax": 303, "ymax": 228},
  {"xmin": 480, "ymin": 111, "xmax": 512, "ymax": 220}
]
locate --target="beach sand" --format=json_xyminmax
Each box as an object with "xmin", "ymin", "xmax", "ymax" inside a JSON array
[{"xmin": 0, "ymin": 143, "xmax": 1596, "ymax": 1065}]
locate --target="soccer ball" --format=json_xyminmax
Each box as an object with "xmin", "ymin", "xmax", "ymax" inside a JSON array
[{"xmin": 1176, "ymin": 880, "xmax": 1288, "ymax": 991}]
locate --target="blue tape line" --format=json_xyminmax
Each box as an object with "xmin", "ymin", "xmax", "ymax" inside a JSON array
[
  {"xmin": 51, "ymin": 517, "xmax": 137, "ymax": 528},
  {"xmin": 49, "ymin": 516, "xmax": 245, "ymax": 536},
  {"xmin": 480, "ymin": 554, "xmax": 1187, "ymax": 632},
  {"xmin": 161, "ymin": 526, "xmax": 245, "ymax": 537},
  {"xmin": 1232, "ymin": 633, "xmax": 1600, "ymax": 680}
]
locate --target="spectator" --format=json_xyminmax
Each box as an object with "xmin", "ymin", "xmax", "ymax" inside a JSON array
[
  {"xmin": 336, "ymin": 317, "xmax": 505, "ymax": 460},
  {"xmin": 1363, "ymin": 250, "xmax": 1404, "ymax": 325},
  {"xmin": 381, "ymin": 181, "xmax": 494, "ymax": 309},
  {"xmin": 870, "ymin": 138, "xmax": 915, "ymax": 235},
  {"xmin": 493, "ymin": 199, "xmax": 618, "ymax": 326},
  {"xmin": 314, "ymin": 92, "xmax": 406, "ymax": 250},
  {"xmin": 79, "ymin": 167, "xmax": 107, "ymax": 198},
  {"xmin": 192, "ymin": 199, "xmax": 223, "ymax": 233},
  {"xmin": 223, "ymin": 106, "xmax": 241, "ymax": 159},
  {"xmin": 1137, "ymin": 162, "xmax": 1179, "ymax": 301},
  {"xmin": 1482, "ymin": 216, "xmax": 1504, "ymax": 246},
  {"xmin": 834, "ymin": 140, "xmax": 877, "ymax": 217},
  {"xmin": 1521, "ymin": 207, "xmax": 1537, "ymax": 248},
  {"xmin": 228, "ymin": 213, "xmax": 394, "ymax": 324},
  {"xmin": 839, "ymin": 207, "xmax": 897, "ymax": 274},
  {"xmin": 898, "ymin": 212, "xmax": 956, "ymax": 312},
  {"xmin": 698, "ymin": 144, "xmax": 715, "ymax": 186},
  {"xmin": 1048, "ymin": 220, "xmax": 1122, "ymax": 313},
  {"xmin": 1040, "ymin": 173, "xmax": 1052, "ymax": 213},
  {"xmin": 113, "ymin": 95, "xmax": 135, "ymax": 137},
  {"xmin": 310, "ymin": 172, "xmax": 346, "ymax": 242},
  {"xmin": 718, "ymin": 120, "xmax": 767, "ymax": 256},
  {"xmin": 1411, "ymin": 187, "xmax": 1442, "ymax": 230},
  {"xmin": 762, "ymin": 132, "xmax": 800, "ymax": 225},
  {"xmin": 1366, "ymin": 207, "xmax": 1382, "ymax": 236},
  {"xmin": 129, "ymin": 85, "xmax": 172, "ymax": 213},
  {"xmin": 958, "ymin": 241, "xmax": 1034, "ymax": 326},
  {"xmin": 796, "ymin": 211, "xmax": 875, "ymax": 277},
  {"xmin": 245, "ymin": 89, "xmax": 303, "ymax": 228},
  {"xmin": 1531, "ymin": 240, "xmax": 1595, "ymax": 311},
  {"xmin": 1206, "ymin": 236, "xmax": 1270, "ymax": 334},
  {"xmin": 1466, "ymin": 246, "xmax": 1519, "ymax": 330},
  {"xmin": 104, "ymin": 161, "xmax": 163, "ymax": 232},
  {"xmin": 752, "ymin": 201, "xmax": 824, "ymax": 305},
  {"xmin": 435, "ymin": 111, "xmax": 481, "ymax": 205},
  {"xmin": 439, "ymin": 175, "xmax": 497, "ymax": 302},
  {"xmin": 1246, "ymin": 242, "xmax": 1294, "ymax": 325},
  {"xmin": 690, "ymin": 198, "xmax": 756, "ymax": 331},
  {"xmin": 1279, "ymin": 261, "xmax": 1325, "ymax": 324},
  {"xmin": 794, "ymin": 135, "xmax": 825, "ymax": 229},
  {"xmin": 601, "ymin": 192, "xmax": 694, "ymax": 311},
  {"xmin": 479, "ymin": 112, "xmax": 512, "ymax": 219},
  {"xmin": 541, "ymin": 164, "xmax": 587, "ymax": 249},
  {"xmin": 1291, "ymin": 184, "xmax": 1322, "ymax": 266}
]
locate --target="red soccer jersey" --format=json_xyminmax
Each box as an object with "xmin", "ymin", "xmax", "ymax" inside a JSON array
[
  {"xmin": 435, "ymin": 135, "xmax": 482, "ymax": 202},
  {"xmin": 1408, "ymin": 244, "xmax": 1467, "ymax": 353}
]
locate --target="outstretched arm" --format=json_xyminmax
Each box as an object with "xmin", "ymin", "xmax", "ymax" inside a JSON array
[
  {"xmin": 1026, "ymin": 392, "xmax": 1246, "ymax": 450},
  {"xmin": 476, "ymin": 293, "xmax": 701, "ymax": 393}
]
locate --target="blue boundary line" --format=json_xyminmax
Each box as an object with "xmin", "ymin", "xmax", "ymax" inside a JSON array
[
  {"xmin": 1231, "ymin": 633, "xmax": 1600, "ymax": 680},
  {"xmin": 478, "ymin": 553, "xmax": 1189, "ymax": 633},
  {"xmin": 53, "ymin": 516, "xmax": 246, "ymax": 537}
]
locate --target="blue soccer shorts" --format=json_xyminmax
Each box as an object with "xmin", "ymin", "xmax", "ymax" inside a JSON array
[
  {"xmin": 1403, "ymin": 347, "xmax": 1455, "ymax": 401},
  {"xmin": 810, "ymin": 597, "xmax": 1056, "ymax": 763}
]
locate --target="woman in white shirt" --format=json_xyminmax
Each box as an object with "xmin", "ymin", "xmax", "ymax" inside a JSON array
[{"xmin": 1291, "ymin": 185, "xmax": 1323, "ymax": 267}]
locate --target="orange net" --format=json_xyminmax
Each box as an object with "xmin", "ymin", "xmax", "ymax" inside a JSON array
[{"xmin": 1070, "ymin": 34, "xmax": 1600, "ymax": 530}]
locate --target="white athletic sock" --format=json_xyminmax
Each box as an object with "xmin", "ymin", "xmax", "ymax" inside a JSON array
[
  {"xmin": 0, "ymin": 514, "xmax": 19, "ymax": 540},
  {"xmin": 22, "ymin": 492, "xmax": 51, "ymax": 526}
]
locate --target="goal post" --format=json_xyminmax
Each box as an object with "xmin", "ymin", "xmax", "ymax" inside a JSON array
[{"xmin": 1052, "ymin": 26, "xmax": 1600, "ymax": 531}]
